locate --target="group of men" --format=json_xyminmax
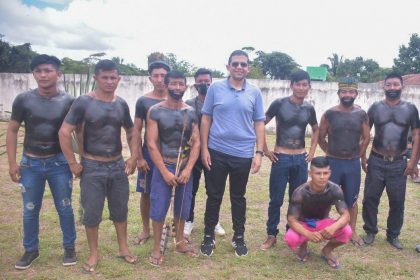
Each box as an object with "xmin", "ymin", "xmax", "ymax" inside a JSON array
[{"xmin": 6, "ymin": 50, "xmax": 420, "ymax": 273}]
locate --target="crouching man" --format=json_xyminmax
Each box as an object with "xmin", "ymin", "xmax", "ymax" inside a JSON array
[
  {"xmin": 284, "ymin": 156, "xmax": 351, "ymax": 269},
  {"xmin": 146, "ymin": 71, "xmax": 200, "ymax": 266}
]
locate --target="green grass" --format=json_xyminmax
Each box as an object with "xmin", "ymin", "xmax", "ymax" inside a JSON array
[{"xmin": 0, "ymin": 123, "xmax": 419, "ymax": 279}]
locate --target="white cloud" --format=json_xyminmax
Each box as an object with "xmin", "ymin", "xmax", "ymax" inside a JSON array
[{"xmin": 1, "ymin": 0, "xmax": 420, "ymax": 72}]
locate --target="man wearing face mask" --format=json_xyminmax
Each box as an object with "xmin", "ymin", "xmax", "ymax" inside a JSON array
[
  {"xmin": 146, "ymin": 70, "xmax": 200, "ymax": 266},
  {"xmin": 362, "ymin": 73, "xmax": 420, "ymax": 249},
  {"xmin": 184, "ymin": 68, "xmax": 225, "ymax": 239},
  {"xmin": 318, "ymin": 77, "xmax": 370, "ymax": 247}
]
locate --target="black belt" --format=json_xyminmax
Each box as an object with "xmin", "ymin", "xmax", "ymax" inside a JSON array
[{"xmin": 370, "ymin": 150, "xmax": 406, "ymax": 162}]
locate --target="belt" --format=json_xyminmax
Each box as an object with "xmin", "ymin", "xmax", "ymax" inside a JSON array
[{"xmin": 370, "ymin": 150, "xmax": 406, "ymax": 162}]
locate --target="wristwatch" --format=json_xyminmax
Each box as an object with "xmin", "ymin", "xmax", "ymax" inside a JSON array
[{"xmin": 255, "ymin": 150, "xmax": 264, "ymax": 156}]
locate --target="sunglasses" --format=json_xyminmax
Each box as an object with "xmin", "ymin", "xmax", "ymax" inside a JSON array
[{"xmin": 230, "ymin": 62, "xmax": 248, "ymax": 68}]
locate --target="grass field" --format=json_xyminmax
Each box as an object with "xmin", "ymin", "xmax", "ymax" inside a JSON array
[{"xmin": 0, "ymin": 121, "xmax": 419, "ymax": 280}]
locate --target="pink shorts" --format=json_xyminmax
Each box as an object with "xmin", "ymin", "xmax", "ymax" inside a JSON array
[{"xmin": 284, "ymin": 218, "xmax": 352, "ymax": 250}]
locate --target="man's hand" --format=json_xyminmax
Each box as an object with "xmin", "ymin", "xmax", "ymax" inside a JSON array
[
  {"xmin": 361, "ymin": 156, "xmax": 368, "ymax": 173},
  {"xmin": 251, "ymin": 154, "xmax": 262, "ymax": 174},
  {"xmin": 125, "ymin": 156, "xmax": 137, "ymax": 175},
  {"xmin": 306, "ymin": 231, "xmax": 324, "ymax": 243},
  {"xmin": 201, "ymin": 148, "xmax": 212, "ymax": 171},
  {"xmin": 264, "ymin": 150, "xmax": 278, "ymax": 163},
  {"xmin": 137, "ymin": 158, "xmax": 150, "ymax": 173},
  {"xmin": 404, "ymin": 159, "xmax": 417, "ymax": 177},
  {"xmin": 9, "ymin": 162, "xmax": 20, "ymax": 183},
  {"xmin": 69, "ymin": 162, "xmax": 83, "ymax": 178},
  {"xmin": 176, "ymin": 168, "xmax": 191, "ymax": 185},
  {"xmin": 320, "ymin": 225, "xmax": 336, "ymax": 240},
  {"xmin": 305, "ymin": 152, "xmax": 314, "ymax": 163},
  {"xmin": 163, "ymin": 170, "xmax": 178, "ymax": 187}
]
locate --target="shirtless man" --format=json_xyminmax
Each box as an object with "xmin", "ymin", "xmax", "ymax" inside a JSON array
[
  {"xmin": 7, "ymin": 54, "xmax": 76, "ymax": 269},
  {"xmin": 184, "ymin": 68, "xmax": 225, "ymax": 238},
  {"xmin": 261, "ymin": 70, "xmax": 319, "ymax": 250},
  {"xmin": 146, "ymin": 70, "xmax": 200, "ymax": 266},
  {"xmin": 284, "ymin": 156, "xmax": 351, "ymax": 269},
  {"xmin": 59, "ymin": 60, "xmax": 139, "ymax": 273},
  {"xmin": 362, "ymin": 73, "xmax": 420, "ymax": 249},
  {"xmin": 318, "ymin": 77, "xmax": 370, "ymax": 246},
  {"xmin": 134, "ymin": 60, "xmax": 170, "ymax": 245}
]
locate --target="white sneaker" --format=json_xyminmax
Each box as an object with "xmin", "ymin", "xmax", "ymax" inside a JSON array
[
  {"xmin": 214, "ymin": 223, "xmax": 226, "ymax": 236},
  {"xmin": 184, "ymin": 221, "xmax": 194, "ymax": 236}
]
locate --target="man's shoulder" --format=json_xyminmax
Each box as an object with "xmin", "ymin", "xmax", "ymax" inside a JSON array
[
  {"xmin": 16, "ymin": 89, "xmax": 36, "ymax": 99},
  {"xmin": 302, "ymin": 100, "xmax": 315, "ymax": 109},
  {"xmin": 185, "ymin": 97, "xmax": 196, "ymax": 107}
]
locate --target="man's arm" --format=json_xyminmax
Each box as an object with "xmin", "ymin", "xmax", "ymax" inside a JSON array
[
  {"xmin": 360, "ymin": 117, "xmax": 371, "ymax": 173},
  {"xmin": 200, "ymin": 114, "xmax": 212, "ymax": 170},
  {"xmin": 251, "ymin": 120, "xmax": 265, "ymax": 174},
  {"xmin": 6, "ymin": 120, "xmax": 21, "ymax": 182},
  {"xmin": 134, "ymin": 117, "xmax": 149, "ymax": 173},
  {"xmin": 320, "ymin": 207, "xmax": 350, "ymax": 240},
  {"xmin": 146, "ymin": 111, "xmax": 178, "ymax": 187},
  {"xmin": 263, "ymin": 114, "xmax": 278, "ymax": 162},
  {"xmin": 405, "ymin": 127, "xmax": 420, "ymax": 176},
  {"xmin": 306, "ymin": 124, "xmax": 319, "ymax": 162},
  {"xmin": 177, "ymin": 123, "xmax": 200, "ymax": 185},
  {"xmin": 59, "ymin": 122, "xmax": 82, "ymax": 177},
  {"xmin": 318, "ymin": 114, "xmax": 329, "ymax": 154},
  {"xmin": 124, "ymin": 126, "xmax": 139, "ymax": 175}
]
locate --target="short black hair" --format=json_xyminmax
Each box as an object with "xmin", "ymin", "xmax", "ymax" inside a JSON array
[
  {"xmin": 310, "ymin": 156, "xmax": 330, "ymax": 168},
  {"xmin": 384, "ymin": 72, "xmax": 403, "ymax": 85},
  {"xmin": 228, "ymin": 50, "xmax": 249, "ymax": 64},
  {"xmin": 290, "ymin": 70, "xmax": 310, "ymax": 85},
  {"xmin": 30, "ymin": 54, "xmax": 61, "ymax": 71},
  {"xmin": 94, "ymin": 59, "xmax": 120, "ymax": 75},
  {"xmin": 194, "ymin": 68, "xmax": 212, "ymax": 79},
  {"xmin": 148, "ymin": 61, "xmax": 171, "ymax": 75},
  {"xmin": 164, "ymin": 70, "xmax": 186, "ymax": 85}
]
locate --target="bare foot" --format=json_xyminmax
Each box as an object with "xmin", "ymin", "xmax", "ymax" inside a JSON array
[{"xmin": 134, "ymin": 231, "xmax": 150, "ymax": 245}]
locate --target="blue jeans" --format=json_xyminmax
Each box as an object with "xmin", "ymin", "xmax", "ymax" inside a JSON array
[
  {"xmin": 19, "ymin": 153, "xmax": 76, "ymax": 252},
  {"xmin": 266, "ymin": 153, "xmax": 308, "ymax": 236}
]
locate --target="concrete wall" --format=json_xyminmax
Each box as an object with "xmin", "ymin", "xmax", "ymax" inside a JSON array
[{"xmin": 2, "ymin": 73, "xmax": 420, "ymax": 132}]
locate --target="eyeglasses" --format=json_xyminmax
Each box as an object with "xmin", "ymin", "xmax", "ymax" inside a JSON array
[{"xmin": 230, "ymin": 62, "xmax": 248, "ymax": 68}]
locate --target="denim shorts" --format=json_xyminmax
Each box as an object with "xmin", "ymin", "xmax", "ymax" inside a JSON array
[
  {"xmin": 80, "ymin": 157, "xmax": 129, "ymax": 227},
  {"xmin": 136, "ymin": 146, "xmax": 154, "ymax": 193}
]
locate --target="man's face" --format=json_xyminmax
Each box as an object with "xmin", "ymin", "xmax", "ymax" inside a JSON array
[
  {"xmin": 194, "ymin": 74, "xmax": 212, "ymax": 95},
  {"xmin": 384, "ymin": 77, "xmax": 403, "ymax": 100},
  {"xmin": 167, "ymin": 77, "xmax": 187, "ymax": 101},
  {"xmin": 338, "ymin": 87, "xmax": 358, "ymax": 107},
  {"xmin": 291, "ymin": 79, "xmax": 311, "ymax": 99},
  {"xmin": 94, "ymin": 69, "xmax": 121, "ymax": 94},
  {"xmin": 226, "ymin": 55, "xmax": 249, "ymax": 81},
  {"xmin": 149, "ymin": 68, "xmax": 168, "ymax": 91},
  {"xmin": 309, "ymin": 166, "xmax": 331, "ymax": 190},
  {"xmin": 32, "ymin": 64, "xmax": 61, "ymax": 89}
]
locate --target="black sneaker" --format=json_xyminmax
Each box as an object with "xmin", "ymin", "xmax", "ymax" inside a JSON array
[
  {"xmin": 232, "ymin": 236, "xmax": 248, "ymax": 257},
  {"xmin": 387, "ymin": 237, "xmax": 403, "ymax": 250},
  {"xmin": 15, "ymin": 251, "xmax": 40, "ymax": 270},
  {"xmin": 363, "ymin": 233, "xmax": 375, "ymax": 245},
  {"xmin": 200, "ymin": 235, "xmax": 215, "ymax": 257},
  {"xmin": 63, "ymin": 247, "xmax": 77, "ymax": 266}
]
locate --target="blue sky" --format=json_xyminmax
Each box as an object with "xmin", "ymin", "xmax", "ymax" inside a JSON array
[
  {"xmin": 2, "ymin": 0, "xmax": 420, "ymax": 73},
  {"xmin": 22, "ymin": 0, "xmax": 70, "ymax": 10}
]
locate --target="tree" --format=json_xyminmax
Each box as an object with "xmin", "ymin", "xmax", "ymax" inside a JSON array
[
  {"xmin": 166, "ymin": 53, "xmax": 197, "ymax": 76},
  {"xmin": 327, "ymin": 53, "xmax": 343, "ymax": 76},
  {"xmin": 335, "ymin": 56, "xmax": 388, "ymax": 83},
  {"xmin": 241, "ymin": 46, "xmax": 266, "ymax": 79},
  {"xmin": 393, "ymin": 33, "xmax": 420, "ymax": 75},
  {"xmin": 0, "ymin": 36, "xmax": 37, "ymax": 73},
  {"xmin": 255, "ymin": 51, "xmax": 300, "ymax": 80},
  {"xmin": 112, "ymin": 56, "xmax": 148, "ymax": 75}
]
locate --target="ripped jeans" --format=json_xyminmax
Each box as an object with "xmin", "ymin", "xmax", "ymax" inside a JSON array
[{"xmin": 19, "ymin": 153, "xmax": 76, "ymax": 252}]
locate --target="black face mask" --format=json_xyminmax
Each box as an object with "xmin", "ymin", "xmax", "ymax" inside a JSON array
[
  {"xmin": 385, "ymin": 90, "xmax": 402, "ymax": 100},
  {"xmin": 340, "ymin": 97, "xmax": 355, "ymax": 107},
  {"xmin": 194, "ymin": 83, "xmax": 209, "ymax": 95},
  {"xmin": 168, "ymin": 90, "xmax": 185, "ymax": 101}
]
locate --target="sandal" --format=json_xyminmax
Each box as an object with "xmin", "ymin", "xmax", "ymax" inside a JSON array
[
  {"xmin": 81, "ymin": 262, "xmax": 97, "ymax": 274},
  {"xmin": 321, "ymin": 254, "xmax": 341, "ymax": 269},
  {"xmin": 149, "ymin": 253, "xmax": 164, "ymax": 267},
  {"xmin": 296, "ymin": 248, "xmax": 310, "ymax": 262},
  {"xmin": 133, "ymin": 234, "xmax": 150, "ymax": 245},
  {"xmin": 116, "ymin": 254, "xmax": 138, "ymax": 264},
  {"xmin": 350, "ymin": 237, "xmax": 364, "ymax": 247}
]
